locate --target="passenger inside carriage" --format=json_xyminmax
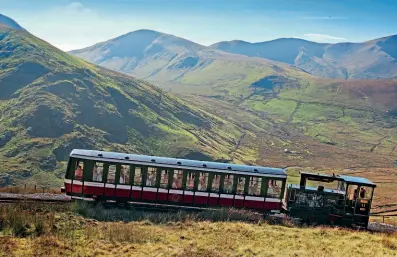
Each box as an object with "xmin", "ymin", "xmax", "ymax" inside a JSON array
[
  {"xmin": 119, "ymin": 165, "xmax": 129, "ymax": 184},
  {"xmin": 75, "ymin": 165, "xmax": 83, "ymax": 180},
  {"xmin": 268, "ymin": 179, "xmax": 281, "ymax": 197},
  {"xmin": 172, "ymin": 173, "xmax": 183, "ymax": 189},
  {"xmin": 224, "ymin": 175, "xmax": 233, "ymax": 193},
  {"xmin": 212, "ymin": 175, "xmax": 220, "ymax": 192},
  {"xmin": 186, "ymin": 173, "xmax": 195, "ymax": 190},
  {"xmin": 92, "ymin": 165, "xmax": 103, "ymax": 182},
  {"xmin": 237, "ymin": 178, "xmax": 245, "ymax": 194},
  {"xmin": 146, "ymin": 167, "xmax": 156, "ymax": 186},
  {"xmin": 161, "ymin": 171, "xmax": 169, "ymax": 187},
  {"xmin": 249, "ymin": 182, "xmax": 259, "ymax": 195},
  {"xmin": 249, "ymin": 177, "xmax": 261, "ymax": 196},
  {"xmin": 198, "ymin": 173, "xmax": 208, "ymax": 191}
]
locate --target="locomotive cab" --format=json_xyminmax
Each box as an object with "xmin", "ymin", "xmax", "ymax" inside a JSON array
[{"xmin": 285, "ymin": 172, "xmax": 376, "ymax": 228}]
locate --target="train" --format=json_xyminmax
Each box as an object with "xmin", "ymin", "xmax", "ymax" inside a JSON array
[{"xmin": 64, "ymin": 149, "xmax": 376, "ymax": 227}]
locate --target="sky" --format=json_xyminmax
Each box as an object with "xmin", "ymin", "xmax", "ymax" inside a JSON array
[{"xmin": 2, "ymin": 0, "xmax": 397, "ymax": 51}]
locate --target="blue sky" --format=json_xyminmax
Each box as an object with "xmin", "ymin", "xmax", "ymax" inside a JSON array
[{"xmin": 2, "ymin": 0, "xmax": 396, "ymax": 51}]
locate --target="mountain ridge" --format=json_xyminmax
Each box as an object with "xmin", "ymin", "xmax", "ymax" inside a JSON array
[
  {"xmin": 70, "ymin": 29, "xmax": 397, "ymax": 80},
  {"xmin": 210, "ymin": 35, "xmax": 397, "ymax": 79}
]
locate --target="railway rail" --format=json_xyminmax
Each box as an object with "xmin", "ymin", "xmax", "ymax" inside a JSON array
[{"xmin": 0, "ymin": 197, "xmax": 71, "ymax": 204}]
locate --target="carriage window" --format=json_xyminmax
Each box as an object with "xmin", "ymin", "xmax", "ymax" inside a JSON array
[
  {"xmin": 359, "ymin": 186, "xmax": 373, "ymax": 199},
  {"xmin": 74, "ymin": 160, "xmax": 84, "ymax": 180},
  {"xmin": 236, "ymin": 177, "xmax": 246, "ymax": 195},
  {"xmin": 134, "ymin": 167, "xmax": 142, "ymax": 186},
  {"xmin": 92, "ymin": 162, "xmax": 104, "ymax": 182},
  {"xmin": 107, "ymin": 165, "xmax": 116, "ymax": 183},
  {"xmin": 348, "ymin": 185, "xmax": 373, "ymax": 200},
  {"xmin": 159, "ymin": 169, "xmax": 169, "ymax": 188},
  {"xmin": 211, "ymin": 174, "xmax": 220, "ymax": 192},
  {"xmin": 119, "ymin": 165, "xmax": 130, "ymax": 184},
  {"xmin": 248, "ymin": 177, "xmax": 262, "ymax": 196},
  {"xmin": 267, "ymin": 179, "xmax": 282, "ymax": 198},
  {"xmin": 146, "ymin": 167, "xmax": 157, "ymax": 186},
  {"xmin": 223, "ymin": 174, "xmax": 234, "ymax": 194},
  {"xmin": 172, "ymin": 170, "xmax": 183, "ymax": 189},
  {"xmin": 186, "ymin": 172, "xmax": 195, "ymax": 190},
  {"xmin": 198, "ymin": 172, "xmax": 209, "ymax": 191}
]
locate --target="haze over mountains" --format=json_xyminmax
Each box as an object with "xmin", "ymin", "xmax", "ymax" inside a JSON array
[
  {"xmin": 71, "ymin": 30, "xmax": 397, "ymax": 80},
  {"xmin": 211, "ymin": 35, "xmax": 397, "ymax": 79}
]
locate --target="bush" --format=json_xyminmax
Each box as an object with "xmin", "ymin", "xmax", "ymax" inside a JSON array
[
  {"xmin": 73, "ymin": 201, "xmax": 267, "ymax": 224},
  {"xmin": 0, "ymin": 203, "xmax": 59, "ymax": 237}
]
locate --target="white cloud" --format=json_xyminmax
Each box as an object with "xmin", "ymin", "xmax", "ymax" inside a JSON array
[
  {"xmin": 64, "ymin": 2, "xmax": 93, "ymax": 14},
  {"xmin": 303, "ymin": 33, "xmax": 347, "ymax": 43}
]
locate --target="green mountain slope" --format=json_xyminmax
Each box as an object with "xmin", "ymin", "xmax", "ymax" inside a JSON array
[
  {"xmin": 183, "ymin": 74, "xmax": 397, "ymax": 169},
  {"xmin": 71, "ymin": 30, "xmax": 397, "ymax": 168},
  {"xmin": 210, "ymin": 36, "xmax": 397, "ymax": 79},
  {"xmin": 0, "ymin": 27, "xmax": 252, "ymax": 187}
]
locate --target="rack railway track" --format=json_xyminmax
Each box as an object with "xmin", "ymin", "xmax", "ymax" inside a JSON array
[{"xmin": 0, "ymin": 197, "xmax": 72, "ymax": 204}]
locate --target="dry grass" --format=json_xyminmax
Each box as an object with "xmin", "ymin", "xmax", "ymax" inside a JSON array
[
  {"xmin": 1, "ymin": 203, "xmax": 397, "ymax": 256},
  {"xmin": 1, "ymin": 221, "xmax": 397, "ymax": 257}
]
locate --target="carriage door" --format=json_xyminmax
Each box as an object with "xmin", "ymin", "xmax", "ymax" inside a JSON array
[
  {"xmin": 354, "ymin": 186, "xmax": 373, "ymax": 216},
  {"xmin": 104, "ymin": 163, "xmax": 117, "ymax": 197},
  {"xmin": 168, "ymin": 169, "xmax": 185, "ymax": 203},
  {"xmin": 234, "ymin": 176, "xmax": 247, "ymax": 208},
  {"xmin": 71, "ymin": 159, "xmax": 85, "ymax": 194}
]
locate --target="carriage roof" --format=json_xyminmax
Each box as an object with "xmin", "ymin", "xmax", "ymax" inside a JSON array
[
  {"xmin": 70, "ymin": 149, "xmax": 286, "ymax": 177},
  {"xmin": 300, "ymin": 172, "xmax": 376, "ymax": 187}
]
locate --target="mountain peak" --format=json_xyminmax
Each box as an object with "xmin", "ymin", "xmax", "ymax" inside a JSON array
[{"xmin": 0, "ymin": 14, "xmax": 25, "ymax": 30}]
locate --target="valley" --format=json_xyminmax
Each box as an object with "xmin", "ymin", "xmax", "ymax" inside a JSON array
[{"xmin": 0, "ymin": 15, "xmax": 396, "ymax": 191}]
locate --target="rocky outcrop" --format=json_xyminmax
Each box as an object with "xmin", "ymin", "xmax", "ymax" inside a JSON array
[
  {"xmin": 23, "ymin": 105, "xmax": 74, "ymax": 138},
  {"xmin": 0, "ymin": 131, "xmax": 13, "ymax": 148}
]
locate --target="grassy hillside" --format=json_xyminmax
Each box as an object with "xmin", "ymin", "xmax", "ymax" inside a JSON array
[
  {"xmin": 178, "ymin": 75, "xmax": 397, "ymax": 169},
  {"xmin": 0, "ymin": 27, "xmax": 254, "ymax": 187},
  {"xmin": 1, "ymin": 203, "xmax": 397, "ymax": 257},
  {"xmin": 211, "ymin": 35, "xmax": 397, "ymax": 79}
]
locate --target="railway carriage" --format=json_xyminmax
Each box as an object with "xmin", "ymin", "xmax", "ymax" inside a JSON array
[{"xmin": 64, "ymin": 149, "xmax": 287, "ymax": 213}]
